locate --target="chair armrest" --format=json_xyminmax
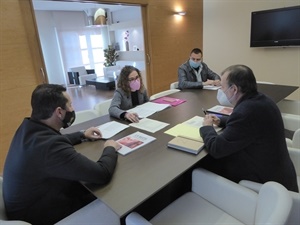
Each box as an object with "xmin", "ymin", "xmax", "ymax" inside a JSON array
[
  {"xmin": 239, "ymin": 180, "xmax": 263, "ymax": 193},
  {"xmin": 126, "ymin": 212, "xmax": 152, "ymax": 225},
  {"xmin": 192, "ymin": 168, "xmax": 257, "ymax": 224}
]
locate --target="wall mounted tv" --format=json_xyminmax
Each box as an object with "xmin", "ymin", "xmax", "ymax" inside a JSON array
[{"xmin": 250, "ymin": 6, "xmax": 300, "ymax": 47}]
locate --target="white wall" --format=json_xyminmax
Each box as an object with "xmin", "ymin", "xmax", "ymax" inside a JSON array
[{"xmin": 203, "ymin": 0, "xmax": 300, "ymax": 100}]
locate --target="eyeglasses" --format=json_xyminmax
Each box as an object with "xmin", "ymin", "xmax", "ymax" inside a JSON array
[{"xmin": 128, "ymin": 75, "xmax": 140, "ymax": 82}]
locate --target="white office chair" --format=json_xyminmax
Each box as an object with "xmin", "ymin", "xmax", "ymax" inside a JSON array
[
  {"xmin": 239, "ymin": 147, "xmax": 300, "ymax": 225},
  {"xmin": 0, "ymin": 177, "xmax": 32, "ymax": 225},
  {"xmin": 73, "ymin": 109, "xmax": 99, "ymax": 125},
  {"xmin": 286, "ymin": 128, "xmax": 300, "ymax": 149},
  {"xmin": 170, "ymin": 81, "xmax": 179, "ymax": 89},
  {"xmin": 149, "ymin": 89, "xmax": 180, "ymax": 100},
  {"xmin": 126, "ymin": 168, "xmax": 292, "ymax": 225},
  {"xmin": 281, "ymin": 113, "xmax": 300, "ymax": 132},
  {"xmin": 94, "ymin": 99, "xmax": 112, "ymax": 116}
]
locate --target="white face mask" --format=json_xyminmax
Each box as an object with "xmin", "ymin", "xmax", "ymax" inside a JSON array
[{"xmin": 217, "ymin": 87, "xmax": 234, "ymax": 107}]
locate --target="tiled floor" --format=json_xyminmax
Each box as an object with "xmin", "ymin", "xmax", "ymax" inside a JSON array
[{"xmin": 66, "ymin": 85, "xmax": 115, "ymax": 111}]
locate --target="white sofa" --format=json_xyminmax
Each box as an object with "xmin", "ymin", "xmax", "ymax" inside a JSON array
[{"xmin": 70, "ymin": 66, "xmax": 97, "ymax": 85}]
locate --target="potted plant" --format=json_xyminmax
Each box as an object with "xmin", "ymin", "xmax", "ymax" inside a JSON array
[
  {"xmin": 103, "ymin": 45, "xmax": 118, "ymax": 67},
  {"xmin": 103, "ymin": 45, "xmax": 119, "ymax": 81}
]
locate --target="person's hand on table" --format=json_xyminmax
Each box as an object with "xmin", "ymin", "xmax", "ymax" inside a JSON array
[
  {"xmin": 84, "ymin": 127, "xmax": 102, "ymax": 140},
  {"xmin": 104, "ymin": 140, "xmax": 122, "ymax": 151},
  {"xmin": 203, "ymin": 114, "xmax": 221, "ymax": 127},
  {"xmin": 125, "ymin": 112, "xmax": 139, "ymax": 123}
]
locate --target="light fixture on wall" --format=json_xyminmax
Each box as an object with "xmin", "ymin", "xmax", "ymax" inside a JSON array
[{"xmin": 174, "ymin": 11, "xmax": 186, "ymax": 16}]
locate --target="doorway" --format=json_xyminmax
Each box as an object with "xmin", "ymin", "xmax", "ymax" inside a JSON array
[{"xmin": 32, "ymin": 0, "xmax": 148, "ymax": 88}]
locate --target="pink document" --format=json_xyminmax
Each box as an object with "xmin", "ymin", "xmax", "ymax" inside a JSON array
[{"xmin": 151, "ymin": 96, "xmax": 186, "ymax": 106}]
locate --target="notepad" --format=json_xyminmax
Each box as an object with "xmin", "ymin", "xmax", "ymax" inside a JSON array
[{"xmin": 168, "ymin": 136, "xmax": 204, "ymax": 155}]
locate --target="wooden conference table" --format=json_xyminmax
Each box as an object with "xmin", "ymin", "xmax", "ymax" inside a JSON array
[{"xmin": 62, "ymin": 83, "xmax": 298, "ymax": 221}]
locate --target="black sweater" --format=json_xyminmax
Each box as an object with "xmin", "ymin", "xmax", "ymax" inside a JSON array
[
  {"xmin": 3, "ymin": 118, "xmax": 118, "ymax": 224},
  {"xmin": 200, "ymin": 92, "xmax": 298, "ymax": 192}
]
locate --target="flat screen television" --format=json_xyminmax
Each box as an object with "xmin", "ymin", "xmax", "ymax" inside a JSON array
[{"xmin": 250, "ymin": 6, "xmax": 300, "ymax": 47}]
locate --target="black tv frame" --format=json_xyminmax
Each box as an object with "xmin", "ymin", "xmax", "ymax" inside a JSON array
[{"xmin": 250, "ymin": 6, "xmax": 300, "ymax": 48}]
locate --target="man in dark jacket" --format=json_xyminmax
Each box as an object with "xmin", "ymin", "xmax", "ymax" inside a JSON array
[
  {"xmin": 178, "ymin": 48, "xmax": 220, "ymax": 89},
  {"xmin": 3, "ymin": 84, "xmax": 121, "ymax": 224},
  {"xmin": 199, "ymin": 65, "xmax": 298, "ymax": 192}
]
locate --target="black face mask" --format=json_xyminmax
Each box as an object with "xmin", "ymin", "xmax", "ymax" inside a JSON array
[{"xmin": 62, "ymin": 110, "xmax": 76, "ymax": 128}]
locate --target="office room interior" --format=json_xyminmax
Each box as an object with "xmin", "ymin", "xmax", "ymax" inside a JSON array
[{"xmin": 0, "ymin": 0, "xmax": 299, "ymax": 174}]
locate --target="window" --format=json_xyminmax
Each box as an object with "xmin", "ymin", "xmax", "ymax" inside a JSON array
[{"xmin": 58, "ymin": 28, "xmax": 105, "ymax": 77}]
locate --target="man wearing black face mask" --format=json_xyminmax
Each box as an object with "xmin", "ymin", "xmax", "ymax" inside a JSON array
[
  {"xmin": 178, "ymin": 48, "xmax": 221, "ymax": 89},
  {"xmin": 3, "ymin": 84, "xmax": 121, "ymax": 225}
]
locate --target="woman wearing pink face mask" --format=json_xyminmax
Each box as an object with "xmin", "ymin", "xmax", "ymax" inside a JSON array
[{"xmin": 109, "ymin": 65, "xmax": 149, "ymax": 123}]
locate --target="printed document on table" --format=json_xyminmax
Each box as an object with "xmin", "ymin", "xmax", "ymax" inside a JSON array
[
  {"xmin": 129, "ymin": 118, "xmax": 169, "ymax": 133},
  {"xmin": 127, "ymin": 102, "xmax": 171, "ymax": 118},
  {"xmin": 97, "ymin": 121, "xmax": 129, "ymax": 139},
  {"xmin": 164, "ymin": 116, "xmax": 222, "ymax": 141},
  {"xmin": 117, "ymin": 131, "xmax": 156, "ymax": 155}
]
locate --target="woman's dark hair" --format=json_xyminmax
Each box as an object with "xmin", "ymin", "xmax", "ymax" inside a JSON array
[
  {"xmin": 31, "ymin": 84, "xmax": 68, "ymax": 120},
  {"xmin": 222, "ymin": 65, "xmax": 257, "ymax": 94},
  {"xmin": 117, "ymin": 65, "xmax": 145, "ymax": 95}
]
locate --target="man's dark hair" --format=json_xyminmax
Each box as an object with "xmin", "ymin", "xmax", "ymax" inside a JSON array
[
  {"xmin": 222, "ymin": 65, "xmax": 257, "ymax": 94},
  {"xmin": 190, "ymin": 48, "xmax": 203, "ymax": 55},
  {"xmin": 31, "ymin": 84, "xmax": 68, "ymax": 120}
]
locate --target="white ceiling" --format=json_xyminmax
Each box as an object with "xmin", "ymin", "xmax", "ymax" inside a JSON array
[{"xmin": 32, "ymin": 0, "xmax": 131, "ymax": 12}]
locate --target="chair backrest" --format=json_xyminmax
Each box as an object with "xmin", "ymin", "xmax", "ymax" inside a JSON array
[
  {"xmin": 94, "ymin": 99, "xmax": 112, "ymax": 116},
  {"xmin": 281, "ymin": 113, "xmax": 300, "ymax": 132},
  {"xmin": 257, "ymin": 81, "xmax": 275, "ymax": 84},
  {"xmin": 170, "ymin": 82, "xmax": 178, "ymax": 89},
  {"xmin": 73, "ymin": 109, "xmax": 99, "ymax": 125},
  {"xmin": 255, "ymin": 181, "xmax": 292, "ymax": 225},
  {"xmin": 70, "ymin": 66, "xmax": 87, "ymax": 76},
  {"xmin": 149, "ymin": 89, "xmax": 180, "ymax": 100}
]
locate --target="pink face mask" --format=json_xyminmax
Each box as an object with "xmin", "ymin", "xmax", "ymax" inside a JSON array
[{"xmin": 129, "ymin": 79, "xmax": 141, "ymax": 91}]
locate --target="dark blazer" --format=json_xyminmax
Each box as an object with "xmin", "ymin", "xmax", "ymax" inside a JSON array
[
  {"xmin": 178, "ymin": 61, "xmax": 220, "ymax": 89},
  {"xmin": 200, "ymin": 92, "xmax": 298, "ymax": 192},
  {"xmin": 3, "ymin": 118, "xmax": 118, "ymax": 224},
  {"xmin": 109, "ymin": 88, "xmax": 149, "ymax": 119}
]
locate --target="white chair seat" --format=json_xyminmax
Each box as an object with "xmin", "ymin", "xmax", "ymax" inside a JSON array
[{"xmin": 150, "ymin": 192, "xmax": 243, "ymax": 225}]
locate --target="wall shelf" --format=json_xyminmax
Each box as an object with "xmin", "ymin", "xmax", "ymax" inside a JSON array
[{"xmin": 109, "ymin": 20, "xmax": 142, "ymax": 31}]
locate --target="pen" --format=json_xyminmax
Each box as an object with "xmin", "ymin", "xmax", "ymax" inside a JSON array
[{"xmin": 202, "ymin": 108, "xmax": 207, "ymax": 115}]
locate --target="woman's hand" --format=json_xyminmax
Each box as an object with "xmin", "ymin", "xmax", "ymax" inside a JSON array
[{"xmin": 125, "ymin": 112, "xmax": 139, "ymax": 123}]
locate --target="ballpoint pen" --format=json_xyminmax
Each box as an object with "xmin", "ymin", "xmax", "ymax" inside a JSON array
[{"xmin": 202, "ymin": 108, "xmax": 207, "ymax": 115}]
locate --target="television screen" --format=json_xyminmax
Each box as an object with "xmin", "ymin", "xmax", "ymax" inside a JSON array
[{"xmin": 250, "ymin": 6, "xmax": 300, "ymax": 47}]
